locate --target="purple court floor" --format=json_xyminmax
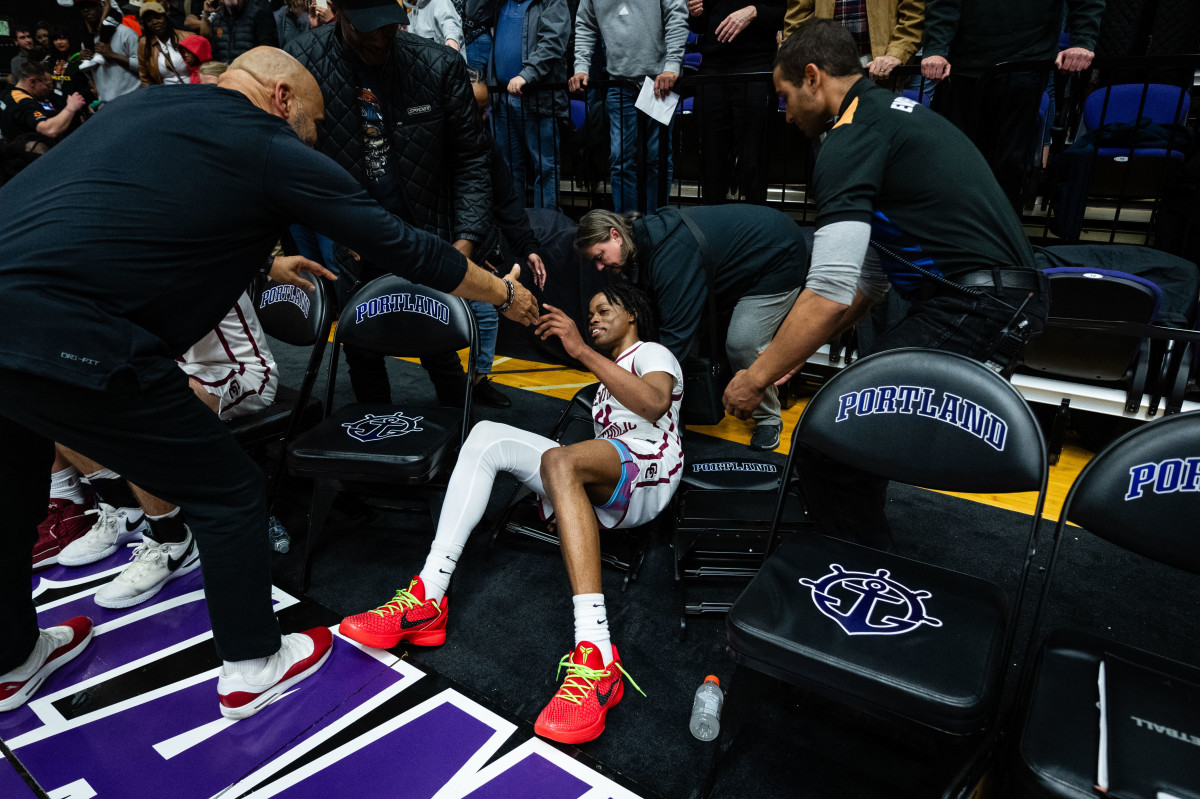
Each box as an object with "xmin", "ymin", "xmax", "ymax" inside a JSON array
[{"xmin": 2, "ymin": 547, "xmax": 646, "ymax": 799}]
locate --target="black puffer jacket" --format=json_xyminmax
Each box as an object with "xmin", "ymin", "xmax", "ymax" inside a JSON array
[
  {"xmin": 286, "ymin": 26, "xmax": 491, "ymax": 246},
  {"xmin": 210, "ymin": 0, "xmax": 278, "ymax": 63}
]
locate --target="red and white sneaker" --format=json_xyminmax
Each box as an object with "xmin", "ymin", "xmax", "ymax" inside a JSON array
[
  {"xmin": 0, "ymin": 617, "xmax": 94, "ymax": 712},
  {"xmin": 33, "ymin": 493, "xmax": 99, "ymax": 570},
  {"xmin": 533, "ymin": 642, "xmax": 644, "ymax": 745},
  {"xmin": 338, "ymin": 576, "xmax": 448, "ymax": 649},
  {"xmin": 217, "ymin": 627, "xmax": 334, "ymax": 720}
]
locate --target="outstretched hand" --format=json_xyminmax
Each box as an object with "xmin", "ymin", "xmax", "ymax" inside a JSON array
[
  {"xmin": 527, "ymin": 252, "xmax": 547, "ymax": 290},
  {"xmin": 534, "ymin": 303, "xmax": 587, "ymax": 359},
  {"xmin": 501, "ymin": 265, "xmax": 540, "ymax": 326},
  {"xmin": 268, "ymin": 255, "xmax": 337, "ymax": 291}
]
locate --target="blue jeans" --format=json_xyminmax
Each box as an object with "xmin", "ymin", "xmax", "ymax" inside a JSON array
[
  {"xmin": 493, "ymin": 94, "xmax": 560, "ymax": 210},
  {"xmin": 465, "ymin": 33, "xmax": 492, "ymax": 78},
  {"xmin": 289, "ymin": 225, "xmax": 338, "ymax": 275},
  {"xmin": 606, "ymin": 84, "xmax": 673, "ymax": 213},
  {"xmin": 469, "ymin": 300, "xmax": 498, "ymax": 375}
]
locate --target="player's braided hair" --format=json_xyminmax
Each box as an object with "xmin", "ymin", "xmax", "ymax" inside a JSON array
[{"xmin": 599, "ymin": 283, "xmax": 658, "ymax": 344}]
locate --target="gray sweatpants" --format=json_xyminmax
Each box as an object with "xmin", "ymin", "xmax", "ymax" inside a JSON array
[{"xmin": 725, "ymin": 287, "xmax": 803, "ymax": 426}]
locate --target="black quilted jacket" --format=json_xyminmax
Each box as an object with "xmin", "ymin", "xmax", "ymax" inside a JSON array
[{"xmin": 286, "ymin": 26, "xmax": 491, "ymax": 246}]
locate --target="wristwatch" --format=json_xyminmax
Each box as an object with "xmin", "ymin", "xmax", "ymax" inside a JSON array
[{"xmin": 495, "ymin": 277, "xmax": 515, "ymax": 313}]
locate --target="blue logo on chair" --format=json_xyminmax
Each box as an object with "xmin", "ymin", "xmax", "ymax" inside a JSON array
[
  {"xmin": 800, "ymin": 564, "xmax": 942, "ymax": 636},
  {"xmin": 342, "ymin": 412, "xmax": 424, "ymax": 443}
]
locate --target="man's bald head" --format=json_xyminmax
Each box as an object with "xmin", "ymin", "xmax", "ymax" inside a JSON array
[
  {"xmin": 223, "ymin": 47, "xmax": 324, "ymax": 145},
  {"xmin": 228, "ymin": 47, "xmax": 323, "ymax": 109}
]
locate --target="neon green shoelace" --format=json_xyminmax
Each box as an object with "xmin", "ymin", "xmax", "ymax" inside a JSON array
[
  {"xmin": 552, "ymin": 647, "xmax": 646, "ymax": 705},
  {"xmin": 368, "ymin": 585, "xmax": 422, "ymax": 618}
]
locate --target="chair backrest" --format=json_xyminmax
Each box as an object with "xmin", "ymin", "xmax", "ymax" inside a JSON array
[
  {"xmin": 253, "ymin": 277, "xmax": 331, "ymax": 348},
  {"xmin": 1062, "ymin": 411, "xmax": 1200, "ymax": 574},
  {"xmin": 335, "ymin": 274, "xmax": 475, "ymax": 357},
  {"xmin": 249, "ymin": 277, "xmax": 333, "ymax": 442},
  {"xmin": 1084, "ymin": 83, "xmax": 1191, "ymax": 129},
  {"xmin": 554, "ymin": 383, "xmax": 600, "ymax": 446},
  {"xmin": 795, "ymin": 348, "xmax": 1047, "ymax": 494},
  {"xmin": 1021, "ymin": 268, "xmax": 1162, "ymax": 382},
  {"xmin": 326, "ymin": 275, "xmax": 477, "ymax": 417}
]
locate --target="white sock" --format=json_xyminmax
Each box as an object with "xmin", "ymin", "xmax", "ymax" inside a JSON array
[
  {"xmin": 222, "ymin": 655, "xmax": 269, "ymax": 676},
  {"xmin": 573, "ymin": 593, "xmax": 613, "ymax": 666},
  {"xmin": 418, "ymin": 541, "xmax": 463, "ymax": 604},
  {"xmin": 85, "ymin": 468, "xmax": 121, "ymax": 481},
  {"xmin": 49, "ymin": 466, "xmax": 86, "ymax": 504},
  {"xmin": 147, "ymin": 507, "xmax": 179, "ymax": 521}
]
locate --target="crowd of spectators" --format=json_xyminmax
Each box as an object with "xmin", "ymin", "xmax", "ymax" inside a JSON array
[{"xmin": 3, "ymin": 0, "xmax": 1136, "ymax": 212}]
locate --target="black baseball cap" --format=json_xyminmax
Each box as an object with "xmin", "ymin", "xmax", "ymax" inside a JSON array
[{"xmin": 335, "ymin": 0, "xmax": 409, "ymax": 31}]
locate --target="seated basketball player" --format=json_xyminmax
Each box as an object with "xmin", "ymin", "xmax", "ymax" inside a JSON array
[{"xmin": 339, "ymin": 284, "xmax": 683, "ymax": 745}]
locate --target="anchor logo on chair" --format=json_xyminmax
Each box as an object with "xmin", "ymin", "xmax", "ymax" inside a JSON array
[
  {"xmin": 342, "ymin": 411, "xmax": 424, "ymax": 443},
  {"xmin": 800, "ymin": 563, "xmax": 942, "ymax": 636}
]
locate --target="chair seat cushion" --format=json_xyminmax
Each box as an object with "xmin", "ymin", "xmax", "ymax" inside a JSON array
[
  {"xmin": 1014, "ymin": 629, "xmax": 1200, "ymax": 799},
  {"xmin": 726, "ymin": 534, "xmax": 1007, "ymax": 734},
  {"xmin": 228, "ymin": 385, "xmax": 321, "ymax": 446},
  {"xmin": 288, "ymin": 403, "xmax": 460, "ymax": 483}
]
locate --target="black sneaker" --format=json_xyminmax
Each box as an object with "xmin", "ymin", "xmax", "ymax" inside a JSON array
[
  {"xmin": 474, "ymin": 377, "xmax": 512, "ymax": 408},
  {"xmin": 749, "ymin": 422, "xmax": 782, "ymax": 452}
]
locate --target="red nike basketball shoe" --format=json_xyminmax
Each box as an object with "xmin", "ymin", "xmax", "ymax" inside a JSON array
[
  {"xmin": 534, "ymin": 641, "xmax": 643, "ymax": 745},
  {"xmin": 338, "ymin": 576, "xmax": 448, "ymax": 649}
]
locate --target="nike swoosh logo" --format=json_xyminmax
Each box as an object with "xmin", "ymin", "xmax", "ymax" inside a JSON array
[
  {"xmin": 438, "ymin": 568, "xmax": 452, "ymax": 575},
  {"xmin": 400, "ymin": 611, "xmax": 435, "ymax": 629},
  {"xmin": 167, "ymin": 539, "xmax": 194, "ymax": 572},
  {"xmin": 124, "ymin": 517, "xmax": 144, "ymax": 533},
  {"xmin": 592, "ymin": 604, "xmax": 603, "ymax": 608},
  {"xmin": 596, "ymin": 679, "xmax": 617, "ymax": 707}
]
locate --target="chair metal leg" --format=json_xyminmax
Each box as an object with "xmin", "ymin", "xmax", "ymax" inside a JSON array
[
  {"xmin": 1046, "ymin": 399, "xmax": 1070, "ymax": 466},
  {"xmin": 301, "ymin": 486, "xmax": 337, "ymax": 592}
]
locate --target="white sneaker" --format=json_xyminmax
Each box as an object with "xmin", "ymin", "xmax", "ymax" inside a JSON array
[
  {"xmin": 0, "ymin": 617, "xmax": 93, "ymax": 712},
  {"xmin": 59, "ymin": 504, "xmax": 149, "ymax": 567},
  {"xmin": 217, "ymin": 628, "xmax": 334, "ymax": 720},
  {"xmin": 94, "ymin": 530, "xmax": 200, "ymax": 609},
  {"xmin": 79, "ymin": 53, "xmax": 106, "ymax": 71}
]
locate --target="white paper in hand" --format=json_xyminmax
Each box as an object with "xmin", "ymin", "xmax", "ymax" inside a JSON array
[{"xmin": 635, "ymin": 77, "xmax": 679, "ymax": 126}]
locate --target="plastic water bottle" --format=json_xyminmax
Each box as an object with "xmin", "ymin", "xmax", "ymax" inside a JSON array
[
  {"xmin": 689, "ymin": 675, "xmax": 723, "ymax": 741},
  {"xmin": 267, "ymin": 515, "xmax": 291, "ymax": 554}
]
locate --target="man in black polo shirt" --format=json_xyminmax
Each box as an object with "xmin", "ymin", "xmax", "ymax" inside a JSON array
[
  {"xmin": 723, "ymin": 19, "xmax": 1048, "ymax": 549},
  {"xmin": 0, "ymin": 46, "xmax": 537, "ymax": 717},
  {"xmin": 0, "ymin": 62, "xmax": 85, "ymax": 142}
]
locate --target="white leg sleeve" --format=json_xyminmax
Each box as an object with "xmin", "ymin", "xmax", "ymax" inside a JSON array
[{"xmin": 432, "ymin": 420, "xmax": 558, "ymax": 554}]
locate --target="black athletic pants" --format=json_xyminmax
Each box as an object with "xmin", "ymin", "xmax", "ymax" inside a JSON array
[
  {"xmin": 0, "ymin": 367, "xmax": 280, "ymax": 673},
  {"xmin": 797, "ymin": 280, "xmax": 1050, "ymax": 551},
  {"xmin": 931, "ymin": 71, "xmax": 1045, "ymax": 210},
  {"xmin": 697, "ymin": 67, "xmax": 774, "ymax": 205}
]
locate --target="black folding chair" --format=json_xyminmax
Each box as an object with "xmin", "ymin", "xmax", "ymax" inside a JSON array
[
  {"xmin": 1011, "ymin": 411, "xmax": 1200, "ymax": 799},
  {"xmin": 287, "ymin": 275, "xmax": 477, "ymax": 588},
  {"xmin": 227, "ymin": 278, "xmax": 332, "ymax": 511},
  {"xmin": 706, "ymin": 348, "xmax": 1049, "ymax": 798},
  {"xmin": 490, "ymin": 383, "xmax": 655, "ymax": 590}
]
